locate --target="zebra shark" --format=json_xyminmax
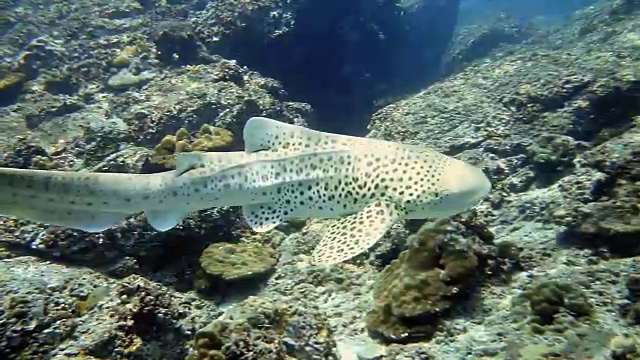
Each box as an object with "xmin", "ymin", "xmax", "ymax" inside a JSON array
[{"xmin": 0, "ymin": 117, "xmax": 491, "ymax": 264}]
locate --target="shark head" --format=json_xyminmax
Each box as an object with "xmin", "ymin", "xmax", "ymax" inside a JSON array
[{"xmin": 402, "ymin": 151, "xmax": 492, "ymax": 220}]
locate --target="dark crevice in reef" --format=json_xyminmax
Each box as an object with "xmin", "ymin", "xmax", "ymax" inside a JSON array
[{"xmin": 196, "ymin": 0, "xmax": 461, "ymax": 135}]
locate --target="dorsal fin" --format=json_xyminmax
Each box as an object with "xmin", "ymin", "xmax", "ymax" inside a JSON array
[
  {"xmin": 175, "ymin": 152, "xmax": 206, "ymax": 175},
  {"xmin": 243, "ymin": 117, "xmax": 354, "ymax": 153}
]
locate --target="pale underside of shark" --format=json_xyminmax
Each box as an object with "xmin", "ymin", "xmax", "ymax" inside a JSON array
[{"xmin": 0, "ymin": 117, "xmax": 491, "ymax": 265}]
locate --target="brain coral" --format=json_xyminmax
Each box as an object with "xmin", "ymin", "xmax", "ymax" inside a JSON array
[{"xmin": 198, "ymin": 242, "xmax": 278, "ymax": 287}]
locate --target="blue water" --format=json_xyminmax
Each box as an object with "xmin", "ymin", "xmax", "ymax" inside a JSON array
[{"xmin": 459, "ymin": 0, "xmax": 598, "ymax": 26}]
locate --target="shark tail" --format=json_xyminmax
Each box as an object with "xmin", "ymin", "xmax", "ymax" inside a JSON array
[{"xmin": 0, "ymin": 167, "xmax": 176, "ymax": 232}]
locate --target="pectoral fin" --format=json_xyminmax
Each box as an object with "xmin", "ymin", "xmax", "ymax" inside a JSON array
[
  {"xmin": 145, "ymin": 209, "xmax": 191, "ymax": 231},
  {"xmin": 311, "ymin": 200, "xmax": 405, "ymax": 265}
]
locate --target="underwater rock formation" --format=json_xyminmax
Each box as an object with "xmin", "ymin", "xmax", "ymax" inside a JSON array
[
  {"xmin": 443, "ymin": 14, "xmax": 536, "ymax": 76},
  {"xmin": 188, "ymin": 296, "xmax": 336, "ymax": 360},
  {"xmin": 523, "ymin": 280, "xmax": 593, "ymax": 332},
  {"xmin": 620, "ymin": 274, "xmax": 640, "ymax": 325},
  {"xmin": 0, "ymin": 0, "xmax": 640, "ymax": 359},
  {"xmin": 0, "ymin": 258, "xmax": 219, "ymax": 360},
  {"xmin": 0, "ymin": 64, "xmax": 25, "ymax": 106},
  {"xmin": 192, "ymin": 0, "xmax": 461, "ymax": 134},
  {"xmin": 556, "ymin": 125, "xmax": 640, "ymax": 257}
]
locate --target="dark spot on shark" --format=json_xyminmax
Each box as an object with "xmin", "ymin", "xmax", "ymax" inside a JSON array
[{"xmin": 42, "ymin": 176, "xmax": 52, "ymax": 191}]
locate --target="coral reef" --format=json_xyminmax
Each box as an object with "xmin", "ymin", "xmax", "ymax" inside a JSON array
[
  {"xmin": 620, "ymin": 274, "xmax": 640, "ymax": 325},
  {"xmin": 151, "ymin": 124, "xmax": 235, "ymax": 169},
  {"xmin": 0, "ymin": 257, "xmax": 219, "ymax": 360},
  {"xmin": 556, "ymin": 124, "xmax": 640, "ymax": 257},
  {"xmin": 0, "ymin": 64, "xmax": 25, "ymax": 106},
  {"xmin": 117, "ymin": 61, "xmax": 312, "ymax": 147},
  {"xmin": 365, "ymin": 220, "xmax": 479, "ymax": 343},
  {"xmin": 187, "ymin": 296, "xmax": 336, "ymax": 360},
  {"xmin": 523, "ymin": 280, "xmax": 593, "ymax": 332},
  {"xmin": 196, "ymin": 242, "xmax": 278, "ymax": 294},
  {"xmin": 443, "ymin": 14, "xmax": 535, "ymax": 75},
  {"xmin": 0, "ymin": 0, "xmax": 639, "ymax": 359}
]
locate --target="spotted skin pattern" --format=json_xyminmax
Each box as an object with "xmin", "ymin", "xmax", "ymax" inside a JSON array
[
  {"xmin": 0, "ymin": 117, "xmax": 490, "ymax": 265},
  {"xmin": 311, "ymin": 200, "xmax": 405, "ymax": 265},
  {"xmin": 243, "ymin": 117, "xmax": 491, "ymax": 265}
]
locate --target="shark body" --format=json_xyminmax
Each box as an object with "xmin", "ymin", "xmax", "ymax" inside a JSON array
[{"xmin": 0, "ymin": 117, "xmax": 491, "ymax": 264}]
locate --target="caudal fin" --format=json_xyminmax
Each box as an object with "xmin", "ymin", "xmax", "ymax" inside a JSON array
[
  {"xmin": 0, "ymin": 167, "xmax": 172, "ymax": 232},
  {"xmin": 0, "ymin": 203, "xmax": 127, "ymax": 232}
]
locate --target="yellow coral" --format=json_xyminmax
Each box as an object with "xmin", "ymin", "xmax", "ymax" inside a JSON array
[
  {"xmin": 112, "ymin": 45, "xmax": 140, "ymax": 67},
  {"xmin": 175, "ymin": 127, "xmax": 190, "ymax": 141},
  {"xmin": 150, "ymin": 125, "xmax": 235, "ymax": 168},
  {"xmin": 199, "ymin": 123, "xmax": 214, "ymax": 135},
  {"xmin": 175, "ymin": 140, "xmax": 191, "ymax": 153},
  {"xmin": 0, "ymin": 71, "xmax": 25, "ymax": 91}
]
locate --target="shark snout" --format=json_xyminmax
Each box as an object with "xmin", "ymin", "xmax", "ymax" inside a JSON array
[{"xmin": 444, "ymin": 159, "xmax": 492, "ymax": 205}]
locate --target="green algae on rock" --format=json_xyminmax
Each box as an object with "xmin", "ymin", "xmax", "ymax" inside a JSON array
[
  {"xmin": 188, "ymin": 296, "xmax": 336, "ymax": 360},
  {"xmin": 520, "ymin": 280, "xmax": 593, "ymax": 334},
  {"xmin": 107, "ymin": 68, "xmax": 155, "ymax": 90},
  {"xmin": 620, "ymin": 274, "xmax": 640, "ymax": 325},
  {"xmin": 365, "ymin": 219, "xmax": 478, "ymax": 344}
]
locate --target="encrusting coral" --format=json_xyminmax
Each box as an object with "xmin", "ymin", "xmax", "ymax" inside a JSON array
[
  {"xmin": 195, "ymin": 242, "xmax": 278, "ymax": 295},
  {"xmin": 365, "ymin": 219, "xmax": 478, "ymax": 343}
]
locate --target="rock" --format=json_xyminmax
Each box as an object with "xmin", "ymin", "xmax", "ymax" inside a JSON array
[
  {"xmin": 444, "ymin": 14, "xmax": 536, "ymax": 75},
  {"xmin": 153, "ymin": 21, "xmax": 203, "ymax": 66},
  {"xmin": 523, "ymin": 280, "xmax": 593, "ymax": 328},
  {"xmin": 0, "ymin": 65, "xmax": 25, "ymax": 106},
  {"xmin": 107, "ymin": 68, "xmax": 156, "ymax": 89},
  {"xmin": 116, "ymin": 61, "xmax": 313, "ymax": 147},
  {"xmin": 192, "ymin": 0, "xmax": 461, "ymax": 133},
  {"xmin": 0, "ymin": 257, "xmax": 219, "ymax": 360},
  {"xmin": 556, "ymin": 125, "xmax": 640, "ymax": 257},
  {"xmin": 368, "ymin": 1, "xmax": 640, "ymax": 149},
  {"xmin": 188, "ymin": 296, "xmax": 337, "ymax": 360}
]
